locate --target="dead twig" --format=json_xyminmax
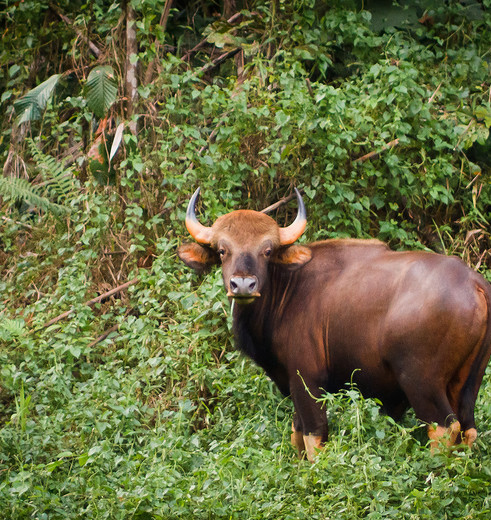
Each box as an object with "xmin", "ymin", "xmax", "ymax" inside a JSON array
[
  {"xmin": 428, "ymin": 82, "xmax": 442, "ymax": 104},
  {"xmin": 49, "ymin": 3, "xmax": 102, "ymax": 58},
  {"xmin": 182, "ymin": 12, "xmax": 243, "ymax": 62},
  {"xmin": 354, "ymin": 138, "xmax": 400, "ymax": 163},
  {"xmin": 144, "ymin": 0, "xmax": 174, "ymax": 84},
  {"xmin": 305, "ymin": 78, "xmax": 315, "ymax": 100},
  {"xmin": 87, "ymin": 323, "xmax": 120, "ymax": 348},
  {"xmin": 188, "ymin": 104, "xmax": 252, "ymax": 171},
  {"xmin": 1, "ymin": 216, "xmax": 33, "ymax": 230},
  {"xmin": 198, "ymin": 48, "xmax": 241, "ymax": 75},
  {"xmin": 453, "ymin": 120, "xmax": 474, "ymax": 151},
  {"xmin": 261, "ymin": 190, "xmax": 304, "ymax": 214},
  {"xmin": 474, "ymin": 249, "xmax": 488, "ymax": 272},
  {"xmin": 40, "ymin": 277, "xmax": 139, "ymax": 330},
  {"xmin": 465, "ymin": 171, "xmax": 481, "ymax": 189}
]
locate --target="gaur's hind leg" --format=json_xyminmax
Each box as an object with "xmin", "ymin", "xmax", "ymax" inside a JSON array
[
  {"xmin": 456, "ymin": 389, "xmax": 478, "ymax": 448},
  {"xmin": 445, "ymin": 283, "xmax": 490, "ymax": 449},
  {"xmin": 463, "ymin": 428, "xmax": 478, "ymax": 447},
  {"xmin": 448, "ymin": 379, "xmax": 479, "ymax": 448},
  {"xmin": 397, "ymin": 376, "xmax": 461, "ymax": 450},
  {"xmin": 290, "ymin": 423, "xmax": 323, "ymax": 462}
]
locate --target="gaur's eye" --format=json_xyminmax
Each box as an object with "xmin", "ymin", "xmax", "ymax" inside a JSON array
[
  {"xmin": 218, "ymin": 249, "xmax": 226, "ymax": 257},
  {"xmin": 264, "ymin": 248, "xmax": 272, "ymax": 257}
]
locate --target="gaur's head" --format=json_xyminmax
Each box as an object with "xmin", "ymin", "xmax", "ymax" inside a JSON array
[{"xmin": 178, "ymin": 189, "xmax": 312, "ymax": 303}]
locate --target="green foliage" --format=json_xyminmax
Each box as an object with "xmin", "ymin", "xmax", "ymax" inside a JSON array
[
  {"xmin": 85, "ymin": 66, "xmax": 119, "ymax": 119},
  {"xmin": 0, "ymin": 140, "xmax": 78, "ymax": 216},
  {"xmin": 27, "ymin": 140, "xmax": 79, "ymax": 205},
  {"xmin": 0, "ymin": 176, "xmax": 69, "ymax": 216},
  {"xmin": 0, "ymin": 317, "xmax": 26, "ymax": 342},
  {"xmin": 13, "ymin": 74, "xmax": 61, "ymax": 124},
  {"xmin": 1, "ymin": 0, "xmax": 490, "ymax": 518}
]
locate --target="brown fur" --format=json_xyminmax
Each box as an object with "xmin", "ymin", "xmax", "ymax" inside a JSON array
[{"xmin": 211, "ymin": 211, "xmax": 281, "ymax": 248}]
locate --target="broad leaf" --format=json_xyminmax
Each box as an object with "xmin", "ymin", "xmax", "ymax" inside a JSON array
[
  {"xmin": 14, "ymin": 74, "xmax": 61, "ymax": 124},
  {"xmin": 85, "ymin": 66, "xmax": 118, "ymax": 118}
]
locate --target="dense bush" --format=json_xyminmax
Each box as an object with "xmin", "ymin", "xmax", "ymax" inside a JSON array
[{"xmin": 1, "ymin": 1, "xmax": 490, "ymax": 518}]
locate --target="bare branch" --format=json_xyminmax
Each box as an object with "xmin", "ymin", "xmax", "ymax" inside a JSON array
[
  {"xmin": 198, "ymin": 48, "xmax": 241, "ymax": 75},
  {"xmin": 261, "ymin": 190, "xmax": 304, "ymax": 214},
  {"xmin": 428, "ymin": 82, "xmax": 442, "ymax": 104},
  {"xmin": 40, "ymin": 278, "xmax": 139, "ymax": 329},
  {"xmin": 354, "ymin": 139, "xmax": 400, "ymax": 163},
  {"xmin": 87, "ymin": 323, "xmax": 120, "ymax": 348},
  {"xmin": 182, "ymin": 12, "xmax": 243, "ymax": 62},
  {"xmin": 124, "ymin": 0, "xmax": 138, "ymax": 135},
  {"xmin": 49, "ymin": 3, "xmax": 102, "ymax": 58}
]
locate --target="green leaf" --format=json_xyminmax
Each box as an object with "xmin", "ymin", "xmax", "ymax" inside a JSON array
[
  {"xmin": 1, "ymin": 90, "xmax": 12, "ymax": 103},
  {"xmin": 85, "ymin": 66, "xmax": 118, "ymax": 118},
  {"xmin": 14, "ymin": 74, "xmax": 61, "ymax": 124},
  {"xmin": 9, "ymin": 64, "xmax": 20, "ymax": 78}
]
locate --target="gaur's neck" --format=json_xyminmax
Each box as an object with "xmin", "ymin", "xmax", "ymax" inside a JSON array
[{"xmin": 231, "ymin": 264, "xmax": 295, "ymax": 359}]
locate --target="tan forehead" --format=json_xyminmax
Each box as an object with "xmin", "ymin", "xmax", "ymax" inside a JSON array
[{"xmin": 211, "ymin": 210, "xmax": 280, "ymax": 247}]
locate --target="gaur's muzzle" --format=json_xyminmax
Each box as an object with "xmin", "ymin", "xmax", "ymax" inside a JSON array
[{"xmin": 227, "ymin": 275, "xmax": 260, "ymax": 300}]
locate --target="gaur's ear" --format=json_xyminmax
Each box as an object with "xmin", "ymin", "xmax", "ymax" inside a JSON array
[
  {"xmin": 272, "ymin": 245, "xmax": 312, "ymax": 270},
  {"xmin": 177, "ymin": 243, "xmax": 219, "ymax": 273}
]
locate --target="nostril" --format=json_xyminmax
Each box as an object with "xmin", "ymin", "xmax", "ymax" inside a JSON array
[{"xmin": 229, "ymin": 276, "xmax": 258, "ymax": 296}]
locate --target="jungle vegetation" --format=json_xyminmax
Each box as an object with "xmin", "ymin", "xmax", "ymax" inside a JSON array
[{"xmin": 0, "ymin": 0, "xmax": 490, "ymax": 518}]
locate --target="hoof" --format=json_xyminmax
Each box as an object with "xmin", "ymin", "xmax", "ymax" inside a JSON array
[
  {"xmin": 463, "ymin": 428, "xmax": 477, "ymax": 448},
  {"xmin": 428, "ymin": 421, "xmax": 461, "ymax": 452},
  {"xmin": 291, "ymin": 424, "xmax": 305, "ymax": 458},
  {"xmin": 303, "ymin": 434, "xmax": 323, "ymax": 462}
]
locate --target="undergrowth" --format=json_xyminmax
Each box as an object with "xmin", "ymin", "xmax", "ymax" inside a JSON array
[{"xmin": 1, "ymin": 1, "xmax": 491, "ymax": 518}]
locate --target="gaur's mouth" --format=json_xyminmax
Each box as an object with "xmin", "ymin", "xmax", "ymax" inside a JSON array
[{"xmin": 227, "ymin": 292, "xmax": 261, "ymax": 304}]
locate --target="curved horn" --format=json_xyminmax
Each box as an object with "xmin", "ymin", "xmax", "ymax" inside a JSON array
[
  {"xmin": 278, "ymin": 188, "xmax": 307, "ymax": 245},
  {"xmin": 185, "ymin": 187, "xmax": 213, "ymax": 244}
]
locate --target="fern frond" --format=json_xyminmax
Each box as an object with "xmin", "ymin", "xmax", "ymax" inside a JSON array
[
  {"xmin": 0, "ymin": 317, "xmax": 26, "ymax": 340},
  {"xmin": 0, "ymin": 176, "xmax": 69, "ymax": 216},
  {"xmin": 27, "ymin": 140, "xmax": 79, "ymax": 204}
]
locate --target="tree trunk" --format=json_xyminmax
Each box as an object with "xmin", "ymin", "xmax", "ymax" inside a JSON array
[
  {"xmin": 223, "ymin": 0, "xmax": 238, "ymax": 19},
  {"xmin": 125, "ymin": 0, "xmax": 138, "ymax": 135}
]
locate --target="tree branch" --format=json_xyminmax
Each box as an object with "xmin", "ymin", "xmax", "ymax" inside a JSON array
[
  {"xmin": 49, "ymin": 3, "xmax": 102, "ymax": 58},
  {"xmin": 40, "ymin": 278, "xmax": 139, "ymax": 329},
  {"xmin": 124, "ymin": 0, "xmax": 138, "ymax": 135},
  {"xmin": 87, "ymin": 323, "xmax": 121, "ymax": 348},
  {"xmin": 198, "ymin": 48, "xmax": 241, "ymax": 75},
  {"xmin": 261, "ymin": 190, "xmax": 304, "ymax": 214},
  {"xmin": 182, "ymin": 12, "xmax": 243, "ymax": 62},
  {"xmin": 353, "ymin": 138, "xmax": 400, "ymax": 163}
]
